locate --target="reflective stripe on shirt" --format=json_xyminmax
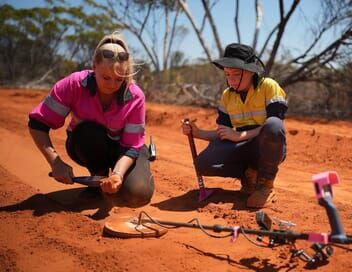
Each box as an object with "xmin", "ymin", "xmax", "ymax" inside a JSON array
[
  {"xmin": 124, "ymin": 123, "xmax": 145, "ymax": 133},
  {"xmin": 229, "ymin": 109, "xmax": 266, "ymax": 120},
  {"xmin": 43, "ymin": 95, "xmax": 70, "ymax": 117}
]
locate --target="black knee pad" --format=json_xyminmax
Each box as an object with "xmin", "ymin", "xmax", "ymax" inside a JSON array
[{"xmin": 69, "ymin": 122, "xmax": 111, "ymax": 173}]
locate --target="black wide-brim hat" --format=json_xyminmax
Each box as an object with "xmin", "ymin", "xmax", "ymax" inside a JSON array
[{"xmin": 212, "ymin": 43, "xmax": 264, "ymax": 75}]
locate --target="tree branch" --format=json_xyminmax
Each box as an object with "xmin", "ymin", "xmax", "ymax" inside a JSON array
[
  {"xmin": 178, "ymin": 0, "xmax": 213, "ymax": 62},
  {"xmin": 139, "ymin": 2, "xmax": 153, "ymax": 36},
  {"xmin": 252, "ymin": 0, "xmax": 263, "ymax": 51},
  {"xmin": 165, "ymin": 5, "xmax": 181, "ymax": 69},
  {"xmin": 201, "ymin": 0, "xmax": 223, "ymax": 57},
  {"xmin": 281, "ymin": 28, "xmax": 352, "ymax": 86},
  {"xmin": 234, "ymin": 0, "xmax": 241, "ymax": 43},
  {"xmin": 265, "ymin": 0, "xmax": 301, "ymax": 74},
  {"xmin": 258, "ymin": 23, "xmax": 278, "ymax": 58}
]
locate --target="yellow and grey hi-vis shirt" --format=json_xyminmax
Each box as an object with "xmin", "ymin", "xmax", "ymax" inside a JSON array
[{"xmin": 217, "ymin": 78, "xmax": 287, "ymax": 131}]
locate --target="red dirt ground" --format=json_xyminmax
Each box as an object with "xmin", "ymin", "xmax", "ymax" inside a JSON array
[{"xmin": 0, "ymin": 88, "xmax": 352, "ymax": 271}]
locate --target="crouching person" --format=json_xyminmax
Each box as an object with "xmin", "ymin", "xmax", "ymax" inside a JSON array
[
  {"xmin": 182, "ymin": 43, "xmax": 287, "ymax": 208},
  {"xmin": 28, "ymin": 32, "xmax": 154, "ymax": 207}
]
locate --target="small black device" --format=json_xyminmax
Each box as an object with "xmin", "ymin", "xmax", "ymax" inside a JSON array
[
  {"xmin": 149, "ymin": 135, "xmax": 156, "ymax": 161},
  {"xmin": 255, "ymin": 211, "xmax": 272, "ymax": 230}
]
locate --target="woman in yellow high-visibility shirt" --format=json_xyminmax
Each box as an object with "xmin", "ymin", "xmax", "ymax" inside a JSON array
[{"xmin": 182, "ymin": 43, "xmax": 287, "ymax": 208}]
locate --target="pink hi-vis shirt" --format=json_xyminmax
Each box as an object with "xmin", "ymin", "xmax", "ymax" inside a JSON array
[{"xmin": 29, "ymin": 70, "xmax": 145, "ymax": 157}]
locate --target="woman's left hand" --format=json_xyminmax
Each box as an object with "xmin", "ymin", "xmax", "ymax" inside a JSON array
[
  {"xmin": 100, "ymin": 174, "xmax": 123, "ymax": 194},
  {"xmin": 216, "ymin": 125, "xmax": 240, "ymax": 141}
]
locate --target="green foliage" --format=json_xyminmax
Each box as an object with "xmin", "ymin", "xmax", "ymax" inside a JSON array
[
  {"xmin": 0, "ymin": 3, "xmax": 121, "ymax": 86},
  {"xmin": 132, "ymin": 0, "xmax": 179, "ymax": 10},
  {"xmin": 170, "ymin": 50, "xmax": 187, "ymax": 68},
  {"xmin": 1, "ymin": 1, "xmax": 350, "ymax": 118}
]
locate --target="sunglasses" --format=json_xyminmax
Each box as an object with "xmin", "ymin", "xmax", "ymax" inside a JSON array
[{"xmin": 101, "ymin": 49, "xmax": 129, "ymax": 62}]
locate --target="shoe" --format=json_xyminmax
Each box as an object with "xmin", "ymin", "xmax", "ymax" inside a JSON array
[
  {"xmin": 246, "ymin": 178, "xmax": 277, "ymax": 208},
  {"xmin": 239, "ymin": 167, "xmax": 257, "ymax": 195}
]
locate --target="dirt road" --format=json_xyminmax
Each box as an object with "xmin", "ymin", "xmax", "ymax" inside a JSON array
[{"xmin": 1, "ymin": 88, "xmax": 352, "ymax": 271}]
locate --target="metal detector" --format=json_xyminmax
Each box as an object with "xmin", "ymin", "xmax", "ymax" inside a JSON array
[{"xmin": 103, "ymin": 171, "xmax": 352, "ymax": 267}]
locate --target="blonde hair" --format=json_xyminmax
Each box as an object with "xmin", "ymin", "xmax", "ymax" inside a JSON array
[{"xmin": 93, "ymin": 32, "xmax": 135, "ymax": 85}]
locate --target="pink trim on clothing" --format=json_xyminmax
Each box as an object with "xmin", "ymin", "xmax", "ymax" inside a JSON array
[{"xmin": 29, "ymin": 70, "xmax": 145, "ymax": 150}]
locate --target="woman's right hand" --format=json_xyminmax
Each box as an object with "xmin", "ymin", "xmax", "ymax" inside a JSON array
[
  {"xmin": 50, "ymin": 157, "xmax": 74, "ymax": 184},
  {"xmin": 181, "ymin": 119, "xmax": 199, "ymax": 137}
]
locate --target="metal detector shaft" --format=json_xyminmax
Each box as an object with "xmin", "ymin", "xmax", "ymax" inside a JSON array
[
  {"xmin": 138, "ymin": 217, "xmax": 352, "ymax": 244},
  {"xmin": 138, "ymin": 217, "xmax": 309, "ymax": 241}
]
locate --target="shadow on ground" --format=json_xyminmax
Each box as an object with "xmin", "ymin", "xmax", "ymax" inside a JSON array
[
  {"xmin": 183, "ymin": 243, "xmax": 299, "ymax": 271},
  {"xmin": 0, "ymin": 187, "xmax": 130, "ymax": 220},
  {"xmin": 152, "ymin": 188, "xmax": 251, "ymax": 211}
]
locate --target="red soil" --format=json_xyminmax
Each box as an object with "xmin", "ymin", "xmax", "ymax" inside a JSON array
[{"xmin": 0, "ymin": 88, "xmax": 352, "ymax": 271}]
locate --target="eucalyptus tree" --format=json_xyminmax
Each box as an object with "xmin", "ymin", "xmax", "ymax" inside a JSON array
[
  {"xmin": 0, "ymin": 2, "xmax": 118, "ymax": 86},
  {"xmin": 177, "ymin": 0, "xmax": 352, "ymax": 88},
  {"xmin": 84, "ymin": 0, "xmax": 188, "ymax": 71}
]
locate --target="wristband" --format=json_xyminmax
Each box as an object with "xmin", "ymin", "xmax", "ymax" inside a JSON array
[{"xmin": 112, "ymin": 171, "xmax": 124, "ymax": 180}]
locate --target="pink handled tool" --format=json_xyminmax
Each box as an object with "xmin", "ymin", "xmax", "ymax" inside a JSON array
[{"xmin": 184, "ymin": 118, "xmax": 214, "ymax": 202}]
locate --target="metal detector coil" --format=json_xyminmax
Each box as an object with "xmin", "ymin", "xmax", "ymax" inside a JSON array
[{"xmin": 104, "ymin": 216, "xmax": 168, "ymax": 238}]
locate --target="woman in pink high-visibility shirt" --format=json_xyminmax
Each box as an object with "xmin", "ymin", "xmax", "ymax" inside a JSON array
[{"xmin": 28, "ymin": 32, "xmax": 154, "ymax": 207}]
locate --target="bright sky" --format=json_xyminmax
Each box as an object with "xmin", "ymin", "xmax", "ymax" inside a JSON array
[{"xmin": 3, "ymin": 0, "xmax": 334, "ymax": 63}]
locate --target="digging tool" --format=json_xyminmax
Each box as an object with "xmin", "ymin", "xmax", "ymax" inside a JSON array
[
  {"xmin": 183, "ymin": 118, "xmax": 214, "ymax": 202},
  {"xmin": 48, "ymin": 172, "xmax": 106, "ymax": 187}
]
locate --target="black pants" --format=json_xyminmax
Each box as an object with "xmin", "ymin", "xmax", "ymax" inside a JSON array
[
  {"xmin": 65, "ymin": 122, "xmax": 154, "ymax": 206},
  {"xmin": 195, "ymin": 117, "xmax": 286, "ymax": 180}
]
